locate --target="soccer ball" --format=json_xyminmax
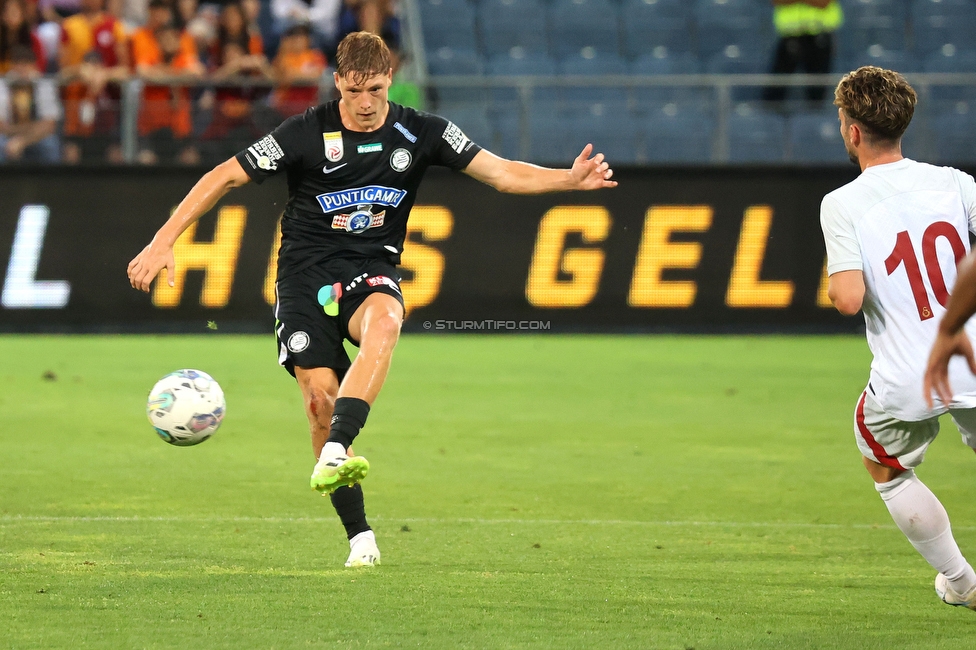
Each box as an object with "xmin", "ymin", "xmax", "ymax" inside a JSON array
[{"xmin": 146, "ymin": 369, "xmax": 225, "ymax": 446}]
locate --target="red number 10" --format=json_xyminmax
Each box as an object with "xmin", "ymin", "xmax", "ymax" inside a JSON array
[{"xmin": 885, "ymin": 221, "xmax": 967, "ymax": 321}]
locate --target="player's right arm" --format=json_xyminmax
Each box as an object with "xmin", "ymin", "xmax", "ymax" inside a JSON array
[
  {"xmin": 127, "ymin": 157, "xmax": 251, "ymax": 292},
  {"xmin": 827, "ymin": 270, "xmax": 865, "ymax": 315},
  {"xmin": 820, "ymin": 194, "xmax": 864, "ymax": 316}
]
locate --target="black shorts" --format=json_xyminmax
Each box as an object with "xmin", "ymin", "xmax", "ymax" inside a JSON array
[{"xmin": 274, "ymin": 258, "xmax": 405, "ymax": 378}]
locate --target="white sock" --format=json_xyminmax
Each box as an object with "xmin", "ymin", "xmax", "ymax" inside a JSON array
[
  {"xmin": 320, "ymin": 441, "xmax": 347, "ymax": 460},
  {"xmin": 349, "ymin": 529, "xmax": 375, "ymax": 548},
  {"xmin": 876, "ymin": 470, "xmax": 976, "ymax": 595}
]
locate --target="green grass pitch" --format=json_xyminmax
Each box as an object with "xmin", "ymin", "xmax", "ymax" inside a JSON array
[{"xmin": 3, "ymin": 334, "xmax": 976, "ymax": 648}]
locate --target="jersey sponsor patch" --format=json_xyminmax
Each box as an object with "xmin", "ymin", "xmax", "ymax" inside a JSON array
[
  {"xmin": 316, "ymin": 185, "xmax": 408, "ymax": 213},
  {"xmin": 442, "ymin": 121, "xmax": 470, "ymax": 154},
  {"xmin": 390, "ymin": 148, "xmax": 411, "ymax": 172},
  {"xmin": 357, "ymin": 143, "xmax": 383, "ymax": 154},
  {"xmin": 323, "ymin": 131, "xmax": 343, "ymax": 162},
  {"xmin": 247, "ymin": 135, "xmax": 284, "ymax": 171},
  {"xmin": 331, "ymin": 207, "xmax": 386, "ymax": 233},
  {"xmin": 366, "ymin": 275, "xmax": 401, "ymax": 292},
  {"xmin": 394, "ymin": 121, "xmax": 417, "ymax": 143}
]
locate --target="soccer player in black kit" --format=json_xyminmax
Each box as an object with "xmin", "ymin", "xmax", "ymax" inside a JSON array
[{"xmin": 128, "ymin": 32, "xmax": 617, "ymax": 567}]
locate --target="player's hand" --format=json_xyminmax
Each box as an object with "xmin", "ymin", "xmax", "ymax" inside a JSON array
[
  {"xmin": 571, "ymin": 144, "xmax": 617, "ymax": 190},
  {"xmin": 923, "ymin": 329, "xmax": 976, "ymax": 409},
  {"xmin": 127, "ymin": 242, "xmax": 175, "ymax": 293}
]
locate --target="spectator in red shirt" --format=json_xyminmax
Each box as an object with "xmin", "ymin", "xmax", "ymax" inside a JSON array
[{"xmin": 59, "ymin": 0, "xmax": 129, "ymax": 162}]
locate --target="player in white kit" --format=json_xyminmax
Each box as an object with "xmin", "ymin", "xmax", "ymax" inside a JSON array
[{"xmin": 822, "ymin": 66, "xmax": 976, "ymax": 611}]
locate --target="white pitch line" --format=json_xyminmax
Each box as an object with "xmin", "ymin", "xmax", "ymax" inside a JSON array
[{"xmin": 0, "ymin": 514, "xmax": 944, "ymax": 531}]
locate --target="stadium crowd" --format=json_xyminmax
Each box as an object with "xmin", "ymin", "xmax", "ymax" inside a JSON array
[{"xmin": 0, "ymin": 0, "xmax": 405, "ymax": 163}]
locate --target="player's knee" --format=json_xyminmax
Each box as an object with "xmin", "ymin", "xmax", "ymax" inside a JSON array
[
  {"xmin": 874, "ymin": 469, "xmax": 917, "ymax": 501},
  {"xmin": 862, "ymin": 455, "xmax": 907, "ymax": 483},
  {"xmin": 366, "ymin": 310, "xmax": 402, "ymax": 345}
]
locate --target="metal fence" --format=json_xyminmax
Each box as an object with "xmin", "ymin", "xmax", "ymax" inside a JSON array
[{"xmin": 3, "ymin": 72, "xmax": 975, "ymax": 166}]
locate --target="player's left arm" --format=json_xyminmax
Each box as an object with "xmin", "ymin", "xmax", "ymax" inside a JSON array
[
  {"xmin": 923, "ymin": 170, "xmax": 976, "ymax": 406},
  {"xmin": 924, "ymin": 252, "xmax": 976, "ymax": 407},
  {"xmin": 462, "ymin": 145, "xmax": 617, "ymax": 194},
  {"xmin": 827, "ymin": 270, "xmax": 865, "ymax": 316}
]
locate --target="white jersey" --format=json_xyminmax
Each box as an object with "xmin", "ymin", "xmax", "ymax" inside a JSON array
[{"xmin": 821, "ymin": 158, "xmax": 976, "ymax": 421}]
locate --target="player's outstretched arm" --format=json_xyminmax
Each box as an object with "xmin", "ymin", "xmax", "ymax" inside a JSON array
[
  {"xmin": 127, "ymin": 157, "xmax": 251, "ymax": 293},
  {"xmin": 462, "ymin": 144, "xmax": 617, "ymax": 195},
  {"xmin": 923, "ymin": 252, "xmax": 976, "ymax": 407}
]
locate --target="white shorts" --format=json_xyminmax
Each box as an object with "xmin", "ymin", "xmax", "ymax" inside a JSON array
[{"xmin": 854, "ymin": 386, "xmax": 976, "ymax": 470}]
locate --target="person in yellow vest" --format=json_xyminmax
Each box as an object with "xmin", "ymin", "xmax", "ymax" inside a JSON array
[{"xmin": 763, "ymin": 0, "xmax": 843, "ymax": 105}]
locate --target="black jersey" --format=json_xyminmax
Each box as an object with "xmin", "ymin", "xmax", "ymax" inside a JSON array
[{"xmin": 235, "ymin": 100, "xmax": 481, "ymax": 279}]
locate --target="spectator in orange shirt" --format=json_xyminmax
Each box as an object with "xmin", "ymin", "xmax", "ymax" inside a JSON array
[
  {"xmin": 131, "ymin": 0, "xmax": 203, "ymax": 164},
  {"xmin": 1, "ymin": 0, "xmax": 46, "ymax": 74},
  {"xmin": 271, "ymin": 20, "xmax": 325, "ymax": 119},
  {"xmin": 59, "ymin": 0, "xmax": 128, "ymax": 162}
]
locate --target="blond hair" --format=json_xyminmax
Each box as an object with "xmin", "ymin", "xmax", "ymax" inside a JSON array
[{"xmin": 834, "ymin": 66, "xmax": 917, "ymax": 143}]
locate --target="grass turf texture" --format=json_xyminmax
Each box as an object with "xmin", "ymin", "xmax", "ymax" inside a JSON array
[{"xmin": 2, "ymin": 335, "xmax": 976, "ymax": 649}]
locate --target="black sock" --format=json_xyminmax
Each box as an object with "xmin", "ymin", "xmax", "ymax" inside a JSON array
[
  {"xmin": 327, "ymin": 397, "xmax": 370, "ymax": 449},
  {"xmin": 330, "ymin": 484, "xmax": 370, "ymax": 539}
]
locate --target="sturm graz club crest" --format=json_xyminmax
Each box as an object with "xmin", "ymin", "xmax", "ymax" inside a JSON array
[{"xmin": 331, "ymin": 204, "xmax": 387, "ymax": 233}]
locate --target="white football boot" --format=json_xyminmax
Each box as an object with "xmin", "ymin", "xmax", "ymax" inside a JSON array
[
  {"xmin": 935, "ymin": 573, "xmax": 976, "ymax": 610},
  {"xmin": 345, "ymin": 530, "xmax": 381, "ymax": 568}
]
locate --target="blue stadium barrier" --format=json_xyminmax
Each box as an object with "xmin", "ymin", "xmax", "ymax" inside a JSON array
[
  {"xmin": 485, "ymin": 50, "xmax": 557, "ymax": 75},
  {"xmin": 696, "ymin": 22, "xmax": 770, "ymax": 61},
  {"xmin": 478, "ymin": 0, "xmax": 549, "ymax": 57},
  {"xmin": 419, "ymin": 0, "xmax": 478, "ymax": 51},
  {"xmin": 694, "ymin": 0, "xmax": 765, "ymax": 24},
  {"xmin": 567, "ymin": 112, "xmax": 642, "ymax": 164},
  {"xmin": 628, "ymin": 51, "xmax": 701, "ymax": 75},
  {"xmin": 547, "ymin": 0, "xmax": 622, "ymax": 59},
  {"xmin": 559, "ymin": 51, "xmax": 628, "ymax": 75},
  {"xmin": 923, "ymin": 48, "xmax": 976, "ymax": 102},
  {"xmin": 837, "ymin": 25, "xmax": 908, "ymax": 58},
  {"xmin": 706, "ymin": 48, "xmax": 767, "ymax": 101},
  {"xmin": 427, "ymin": 47, "xmax": 483, "ymax": 75},
  {"xmin": 841, "ymin": 0, "xmax": 909, "ymax": 25},
  {"xmin": 728, "ymin": 105, "xmax": 788, "ymax": 163},
  {"xmin": 840, "ymin": 46, "xmax": 920, "ymax": 74},
  {"xmin": 643, "ymin": 103, "xmax": 715, "ymax": 163},
  {"xmin": 489, "ymin": 107, "xmax": 522, "ymax": 159},
  {"xmin": 528, "ymin": 111, "xmax": 578, "ymax": 162},
  {"xmin": 930, "ymin": 101, "xmax": 976, "ymax": 164},
  {"xmin": 911, "ymin": 0, "xmax": 976, "ymax": 56},
  {"xmin": 621, "ymin": 0, "xmax": 694, "ymax": 58},
  {"xmin": 485, "ymin": 51, "xmax": 558, "ymax": 103},
  {"xmin": 629, "ymin": 52, "xmax": 705, "ymax": 105},
  {"xmin": 788, "ymin": 109, "xmax": 849, "ymax": 164}
]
